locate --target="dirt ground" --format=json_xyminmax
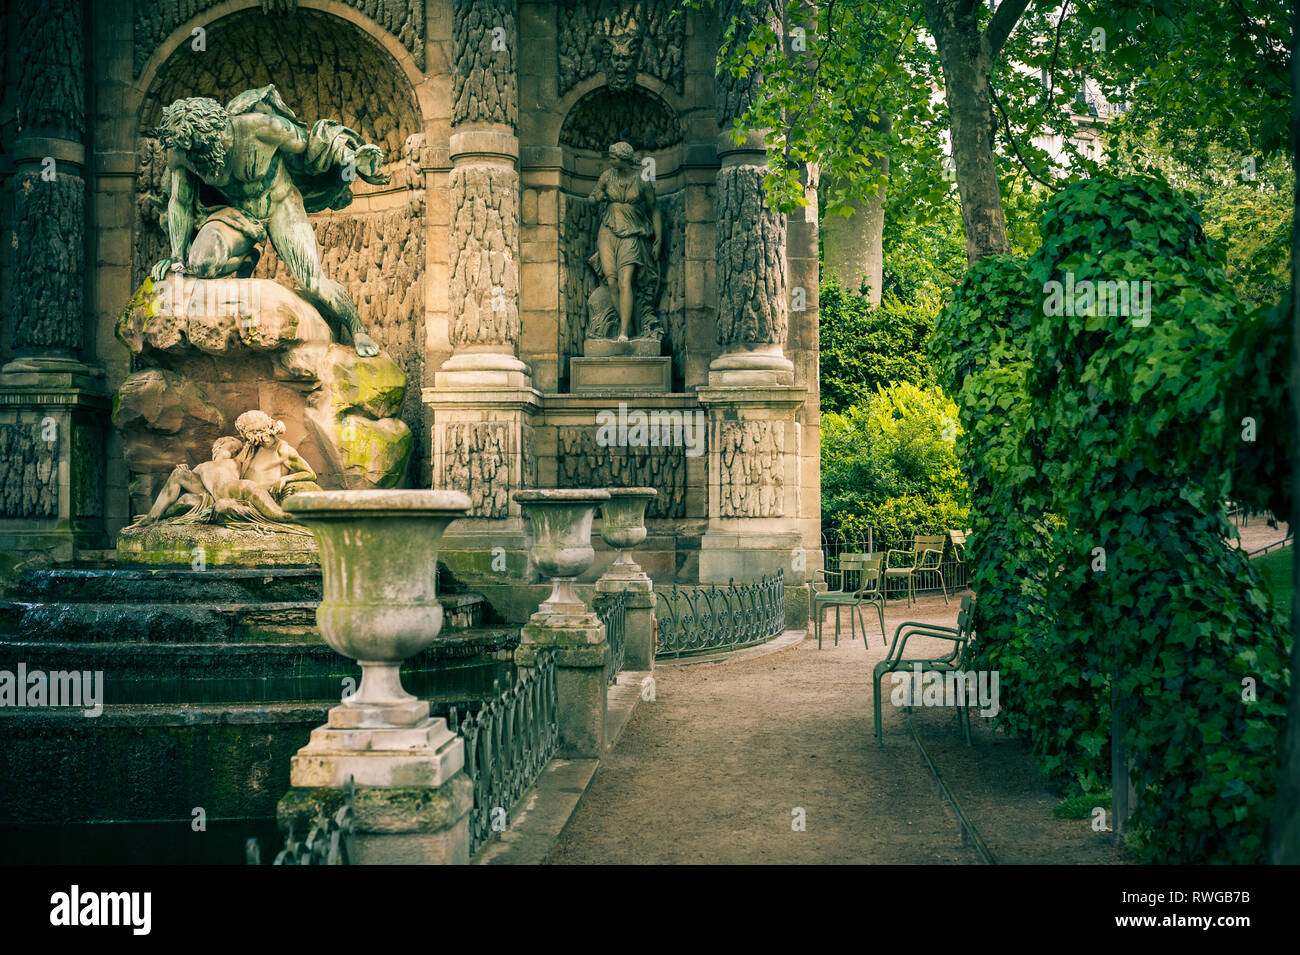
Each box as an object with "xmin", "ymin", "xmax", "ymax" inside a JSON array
[
  {"xmin": 1227, "ymin": 516, "xmax": 1290, "ymax": 553},
  {"xmin": 549, "ymin": 592, "xmax": 1126, "ymax": 865}
]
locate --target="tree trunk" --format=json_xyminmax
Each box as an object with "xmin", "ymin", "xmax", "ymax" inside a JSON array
[
  {"xmin": 1268, "ymin": 0, "xmax": 1300, "ymax": 866},
  {"xmin": 922, "ymin": 0, "xmax": 1019, "ymax": 264},
  {"xmin": 821, "ymin": 119, "xmax": 889, "ymax": 303}
]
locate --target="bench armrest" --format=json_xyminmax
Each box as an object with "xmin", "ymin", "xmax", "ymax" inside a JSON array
[{"xmin": 883, "ymin": 621, "xmax": 964, "ymax": 665}]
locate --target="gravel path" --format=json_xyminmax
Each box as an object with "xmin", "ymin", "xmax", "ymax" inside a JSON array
[{"xmin": 549, "ymin": 592, "xmax": 1123, "ymax": 865}]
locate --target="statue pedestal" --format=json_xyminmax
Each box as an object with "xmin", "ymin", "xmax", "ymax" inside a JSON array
[
  {"xmin": 570, "ymin": 356, "xmax": 671, "ymax": 393},
  {"xmin": 116, "ymin": 522, "xmax": 318, "ymax": 567}
]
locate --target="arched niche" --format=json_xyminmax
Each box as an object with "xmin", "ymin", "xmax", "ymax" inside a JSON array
[{"xmin": 557, "ymin": 85, "xmax": 687, "ymax": 389}]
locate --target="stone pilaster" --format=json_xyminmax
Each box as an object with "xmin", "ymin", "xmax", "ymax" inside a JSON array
[
  {"xmin": 1, "ymin": 0, "xmax": 109, "ymax": 559},
  {"xmin": 442, "ymin": 0, "xmax": 525, "ymax": 382}
]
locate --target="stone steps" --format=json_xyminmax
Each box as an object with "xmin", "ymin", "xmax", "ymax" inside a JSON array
[{"xmin": 0, "ymin": 564, "xmax": 492, "ymax": 643}]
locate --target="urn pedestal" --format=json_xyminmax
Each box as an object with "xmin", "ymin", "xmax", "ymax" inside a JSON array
[
  {"xmin": 277, "ymin": 489, "xmax": 474, "ymax": 864},
  {"xmin": 595, "ymin": 488, "xmax": 658, "ymax": 671},
  {"xmin": 514, "ymin": 489, "xmax": 611, "ymax": 758}
]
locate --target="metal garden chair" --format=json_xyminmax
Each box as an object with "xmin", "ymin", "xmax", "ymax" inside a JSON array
[
  {"xmin": 882, "ymin": 535, "xmax": 948, "ymax": 606},
  {"xmin": 813, "ymin": 553, "xmax": 866, "ymax": 649},
  {"xmin": 872, "ymin": 594, "xmax": 976, "ymax": 744}
]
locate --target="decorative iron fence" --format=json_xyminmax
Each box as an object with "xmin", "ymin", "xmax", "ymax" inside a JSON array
[
  {"xmin": 247, "ymin": 774, "xmax": 355, "ymax": 865},
  {"xmin": 448, "ymin": 651, "xmax": 559, "ymax": 858},
  {"xmin": 595, "ymin": 590, "xmax": 628, "ymax": 685},
  {"xmin": 655, "ymin": 570, "xmax": 785, "ymax": 658}
]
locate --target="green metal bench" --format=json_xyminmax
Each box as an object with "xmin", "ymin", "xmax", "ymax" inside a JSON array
[{"xmin": 872, "ymin": 594, "xmax": 976, "ymax": 744}]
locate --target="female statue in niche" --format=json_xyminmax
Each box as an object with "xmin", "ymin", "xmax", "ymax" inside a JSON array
[{"xmin": 586, "ymin": 141, "xmax": 664, "ymax": 344}]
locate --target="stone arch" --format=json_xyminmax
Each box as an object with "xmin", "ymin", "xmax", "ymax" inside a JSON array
[
  {"xmin": 127, "ymin": 3, "xmax": 431, "ymax": 487},
  {"xmin": 559, "ymin": 85, "xmax": 683, "ymax": 154}
]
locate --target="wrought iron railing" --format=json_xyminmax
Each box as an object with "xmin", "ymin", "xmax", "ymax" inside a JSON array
[
  {"xmin": 448, "ymin": 651, "xmax": 559, "ymax": 858},
  {"xmin": 655, "ymin": 571, "xmax": 785, "ymax": 658},
  {"xmin": 247, "ymin": 774, "xmax": 355, "ymax": 865},
  {"xmin": 595, "ymin": 590, "xmax": 628, "ymax": 684}
]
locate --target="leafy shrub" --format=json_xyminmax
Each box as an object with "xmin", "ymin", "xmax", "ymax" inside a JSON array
[
  {"xmin": 933, "ymin": 176, "xmax": 1291, "ymax": 863},
  {"xmin": 1024, "ymin": 175, "xmax": 1291, "ymax": 863},
  {"xmin": 821, "ymin": 381, "xmax": 967, "ymax": 545},
  {"xmin": 819, "ymin": 278, "xmax": 937, "ymax": 414},
  {"xmin": 930, "ymin": 255, "xmax": 1078, "ymax": 783}
]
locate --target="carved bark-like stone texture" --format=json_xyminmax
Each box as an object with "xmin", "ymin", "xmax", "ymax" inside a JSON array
[
  {"xmin": 557, "ymin": 0, "xmax": 685, "ymax": 96},
  {"xmin": 11, "ymin": 173, "xmax": 85, "ymax": 353},
  {"xmin": 0, "ymin": 425, "xmax": 58, "ymax": 519},
  {"xmin": 133, "ymin": 0, "xmax": 425, "ymax": 75},
  {"xmin": 444, "ymin": 422, "xmax": 509, "ymax": 518},
  {"xmin": 450, "ymin": 164, "xmax": 520, "ymax": 348},
  {"xmin": 715, "ymin": 0, "xmax": 778, "ymax": 125},
  {"xmin": 139, "ymin": 9, "xmax": 421, "ymax": 164},
  {"xmin": 715, "ymin": 166, "xmax": 786, "ymax": 348},
  {"xmin": 72, "ymin": 422, "xmax": 105, "ymax": 519},
  {"xmin": 557, "ymin": 427, "xmax": 685, "ymax": 519},
  {"xmin": 718, "ymin": 420, "xmax": 783, "ymax": 517},
  {"xmin": 560, "ymin": 192, "xmax": 684, "ymax": 381},
  {"xmin": 559, "ymin": 88, "xmax": 683, "ymax": 152},
  {"xmin": 16, "ymin": 0, "xmax": 84, "ymax": 137},
  {"xmin": 452, "ymin": 0, "xmax": 518, "ymax": 127}
]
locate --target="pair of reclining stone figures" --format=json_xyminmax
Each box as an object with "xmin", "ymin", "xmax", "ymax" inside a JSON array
[{"xmin": 132, "ymin": 410, "xmax": 316, "ymax": 533}]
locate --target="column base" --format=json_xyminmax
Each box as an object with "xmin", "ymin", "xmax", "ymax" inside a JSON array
[
  {"xmin": 708, "ymin": 345, "xmax": 794, "ymax": 387},
  {"xmin": 434, "ymin": 350, "xmax": 532, "ymax": 390}
]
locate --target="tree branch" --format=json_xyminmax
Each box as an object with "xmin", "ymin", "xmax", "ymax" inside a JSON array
[{"xmin": 983, "ymin": 0, "xmax": 1034, "ymax": 60}]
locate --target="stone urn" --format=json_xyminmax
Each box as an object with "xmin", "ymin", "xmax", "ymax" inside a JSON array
[
  {"xmin": 600, "ymin": 487, "xmax": 657, "ymax": 580},
  {"xmin": 514, "ymin": 489, "xmax": 610, "ymax": 619},
  {"xmin": 284, "ymin": 489, "xmax": 471, "ymax": 727}
]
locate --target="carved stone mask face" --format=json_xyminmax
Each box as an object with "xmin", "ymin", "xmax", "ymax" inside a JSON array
[{"xmin": 605, "ymin": 35, "xmax": 639, "ymax": 91}]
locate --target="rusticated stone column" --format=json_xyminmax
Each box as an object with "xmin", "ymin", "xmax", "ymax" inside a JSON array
[
  {"xmin": 440, "ymin": 0, "xmax": 526, "ymax": 384},
  {"xmin": 0, "ymin": 0, "xmax": 110, "ymax": 560},
  {"xmin": 697, "ymin": 1, "xmax": 812, "ymax": 622},
  {"xmin": 710, "ymin": 0, "xmax": 793, "ymax": 387},
  {"xmin": 426, "ymin": 0, "xmax": 539, "ymax": 589}
]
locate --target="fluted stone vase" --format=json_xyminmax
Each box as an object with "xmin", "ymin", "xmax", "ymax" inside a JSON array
[
  {"xmin": 599, "ymin": 487, "xmax": 656, "ymax": 582},
  {"xmin": 283, "ymin": 489, "xmax": 471, "ymax": 787},
  {"xmin": 515, "ymin": 488, "xmax": 610, "ymax": 621}
]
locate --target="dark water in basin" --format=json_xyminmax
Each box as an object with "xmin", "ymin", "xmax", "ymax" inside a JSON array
[
  {"xmin": 0, "ymin": 660, "xmax": 518, "ymax": 864},
  {"xmin": 0, "ymin": 818, "xmax": 283, "ymax": 865},
  {"xmin": 99, "ymin": 659, "xmax": 516, "ymax": 706}
]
